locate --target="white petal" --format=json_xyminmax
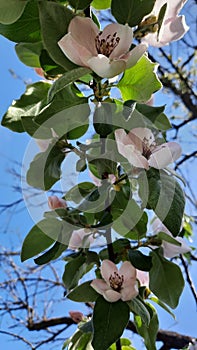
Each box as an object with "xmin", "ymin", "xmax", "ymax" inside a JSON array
[
  {"xmin": 123, "ymin": 44, "xmax": 147, "ymax": 69},
  {"xmin": 87, "ymin": 55, "xmax": 126, "ymax": 78},
  {"xmin": 121, "ymin": 282, "xmax": 139, "ymax": 301},
  {"xmin": 119, "ymin": 261, "xmax": 136, "ymax": 281},
  {"xmin": 163, "ymin": 238, "xmax": 191, "ymax": 258},
  {"xmin": 100, "ymin": 23, "xmax": 133, "ymax": 59},
  {"xmin": 136, "ymin": 270, "xmax": 149, "ymax": 287},
  {"xmin": 149, "ymin": 142, "xmax": 182, "ymax": 169},
  {"xmin": 128, "ymin": 127, "xmax": 155, "ymax": 148},
  {"xmin": 68, "ymin": 16, "xmax": 98, "ymax": 55},
  {"xmin": 58, "ymin": 33, "xmax": 92, "ymax": 66},
  {"xmin": 103, "ymin": 289, "xmax": 121, "ymax": 302},
  {"xmin": 101, "ymin": 260, "xmax": 118, "ymax": 285},
  {"xmin": 91, "ymin": 279, "xmax": 109, "ymax": 294}
]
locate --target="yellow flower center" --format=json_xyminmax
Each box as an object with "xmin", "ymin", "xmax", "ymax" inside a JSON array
[
  {"xmin": 109, "ymin": 271, "xmax": 124, "ymax": 292},
  {"xmin": 95, "ymin": 32, "xmax": 120, "ymax": 57}
]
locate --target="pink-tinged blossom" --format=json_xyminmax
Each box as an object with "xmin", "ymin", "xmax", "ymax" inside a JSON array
[
  {"xmin": 48, "ymin": 196, "xmax": 67, "ymax": 209},
  {"xmin": 152, "ymin": 218, "xmax": 191, "ymax": 258},
  {"xmin": 69, "ymin": 311, "xmax": 84, "ymax": 323},
  {"xmin": 115, "ymin": 128, "xmax": 181, "ymax": 170},
  {"xmin": 58, "ymin": 16, "xmax": 147, "ymax": 78},
  {"xmin": 136, "ymin": 270, "xmax": 149, "ymax": 287},
  {"xmin": 91, "ymin": 260, "xmax": 138, "ymax": 302},
  {"xmin": 141, "ymin": 0, "xmax": 189, "ymax": 47},
  {"xmin": 68, "ymin": 228, "xmax": 94, "ymax": 250}
]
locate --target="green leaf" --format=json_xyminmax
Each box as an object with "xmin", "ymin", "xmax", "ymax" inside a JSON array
[
  {"xmin": 64, "ymin": 182, "xmax": 97, "ymax": 204},
  {"xmin": 136, "ymin": 103, "xmax": 171, "ymax": 130},
  {"xmin": 0, "ymin": 0, "xmax": 41, "ymax": 42},
  {"xmin": 92, "ymin": 297, "xmax": 130, "ymax": 350},
  {"xmin": 93, "ymin": 102, "xmax": 114, "ymax": 137},
  {"xmin": 34, "ymin": 241, "xmax": 68, "ymax": 265},
  {"xmin": 40, "ymin": 49, "xmax": 66, "ymax": 77},
  {"xmin": 128, "ymin": 250, "xmax": 152, "ymax": 271},
  {"xmin": 38, "ymin": 1, "xmax": 76, "ymax": 71},
  {"xmin": 150, "ymin": 296, "xmax": 175, "ymax": 319},
  {"xmin": 157, "ymin": 232, "xmax": 181, "ymax": 246},
  {"xmin": 134, "ymin": 303, "xmax": 159, "ymax": 350},
  {"xmin": 21, "ymin": 117, "xmax": 52, "ymax": 138},
  {"xmin": 15, "ymin": 41, "xmax": 43, "ymax": 67},
  {"xmin": 141, "ymin": 168, "xmax": 185, "ymax": 236},
  {"xmin": 67, "ymin": 281, "xmax": 99, "ymax": 302},
  {"xmin": 26, "ymin": 144, "xmax": 65, "ymax": 190},
  {"xmin": 1, "ymin": 82, "xmax": 50, "ymax": 133},
  {"xmin": 34, "ymin": 84, "xmax": 89, "ymax": 132},
  {"xmin": 68, "ymin": 0, "xmax": 92, "ymax": 10},
  {"xmin": 48, "ymin": 67, "xmax": 91, "ymax": 102},
  {"xmin": 128, "ymin": 298, "xmax": 150, "ymax": 326},
  {"xmin": 99, "ymin": 239, "xmax": 130, "ymax": 263},
  {"xmin": 21, "ymin": 218, "xmax": 62, "ymax": 262},
  {"xmin": 111, "ymin": 0, "xmax": 156, "ymax": 27},
  {"xmin": 0, "ymin": 0, "xmax": 27, "ymax": 24},
  {"xmin": 62, "ymin": 255, "xmax": 86, "ymax": 290},
  {"xmin": 118, "ymin": 56, "xmax": 162, "ymax": 102},
  {"xmin": 91, "ymin": 0, "xmax": 111, "ymax": 9},
  {"xmin": 149, "ymin": 250, "xmax": 185, "ymax": 308}
]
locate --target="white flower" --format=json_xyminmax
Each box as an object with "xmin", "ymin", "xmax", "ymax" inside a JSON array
[
  {"xmin": 136, "ymin": 270, "xmax": 149, "ymax": 287},
  {"xmin": 58, "ymin": 16, "xmax": 147, "ymax": 78},
  {"xmin": 48, "ymin": 196, "xmax": 67, "ymax": 209},
  {"xmin": 115, "ymin": 128, "xmax": 181, "ymax": 170},
  {"xmin": 141, "ymin": 0, "xmax": 189, "ymax": 47},
  {"xmin": 91, "ymin": 260, "xmax": 138, "ymax": 302},
  {"xmin": 152, "ymin": 218, "xmax": 191, "ymax": 258},
  {"xmin": 68, "ymin": 228, "xmax": 94, "ymax": 250}
]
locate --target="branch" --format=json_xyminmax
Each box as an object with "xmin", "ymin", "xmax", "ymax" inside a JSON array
[{"xmin": 180, "ymin": 255, "xmax": 197, "ymax": 304}]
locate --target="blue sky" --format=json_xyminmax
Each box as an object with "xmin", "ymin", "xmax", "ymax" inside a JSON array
[{"xmin": 1, "ymin": 33, "xmax": 197, "ymax": 350}]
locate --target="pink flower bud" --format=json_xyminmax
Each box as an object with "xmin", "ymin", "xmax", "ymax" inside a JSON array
[
  {"xmin": 69, "ymin": 311, "xmax": 84, "ymax": 323},
  {"xmin": 48, "ymin": 196, "xmax": 67, "ymax": 209}
]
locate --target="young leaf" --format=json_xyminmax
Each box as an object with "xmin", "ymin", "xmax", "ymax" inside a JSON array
[
  {"xmin": 128, "ymin": 298, "xmax": 150, "ymax": 326},
  {"xmin": 111, "ymin": 0, "xmax": 156, "ymax": 27},
  {"xmin": 91, "ymin": 0, "xmax": 111, "ymax": 9},
  {"xmin": 21, "ymin": 218, "xmax": 62, "ymax": 262},
  {"xmin": 118, "ymin": 56, "xmax": 162, "ymax": 102},
  {"xmin": 149, "ymin": 250, "xmax": 185, "ymax": 308},
  {"xmin": 92, "ymin": 296, "xmax": 130, "ymax": 350},
  {"xmin": 48, "ymin": 67, "xmax": 91, "ymax": 102},
  {"xmin": 67, "ymin": 281, "xmax": 99, "ymax": 302},
  {"xmin": 134, "ymin": 303, "xmax": 159, "ymax": 350}
]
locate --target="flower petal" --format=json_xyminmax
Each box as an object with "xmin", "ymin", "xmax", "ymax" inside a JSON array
[
  {"xmin": 119, "ymin": 261, "xmax": 136, "ymax": 281},
  {"xmin": 87, "ymin": 55, "xmax": 126, "ymax": 78},
  {"xmin": 58, "ymin": 33, "xmax": 92, "ymax": 66},
  {"xmin": 162, "ymin": 238, "xmax": 191, "ymax": 258},
  {"xmin": 48, "ymin": 196, "xmax": 67, "ymax": 209},
  {"xmin": 68, "ymin": 16, "xmax": 98, "ymax": 55},
  {"xmin": 101, "ymin": 260, "xmax": 118, "ymax": 285},
  {"xmin": 100, "ymin": 23, "xmax": 133, "ymax": 59},
  {"xmin": 90, "ymin": 279, "xmax": 109, "ymax": 294},
  {"xmin": 120, "ymin": 282, "xmax": 139, "ymax": 301},
  {"xmin": 149, "ymin": 141, "xmax": 182, "ymax": 169},
  {"xmin": 103, "ymin": 289, "xmax": 121, "ymax": 302},
  {"xmin": 136, "ymin": 270, "xmax": 149, "ymax": 287},
  {"xmin": 122, "ymin": 44, "xmax": 147, "ymax": 69},
  {"xmin": 128, "ymin": 128, "xmax": 155, "ymax": 148}
]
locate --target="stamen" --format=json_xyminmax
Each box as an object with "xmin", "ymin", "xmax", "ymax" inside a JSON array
[
  {"xmin": 95, "ymin": 31, "xmax": 120, "ymax": 57},
  {"xmin": 142, "ymin": 136, "xmax": 156, "ymax": 159},
  {"xmin": 109, "ymin": 271, "xmax": 124, "ymax": 292}
]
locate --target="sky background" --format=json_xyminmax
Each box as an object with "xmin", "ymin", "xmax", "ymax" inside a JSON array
[{"xmin": 0, "ymin": 19, "xmax": 197, "ymax": 350}]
